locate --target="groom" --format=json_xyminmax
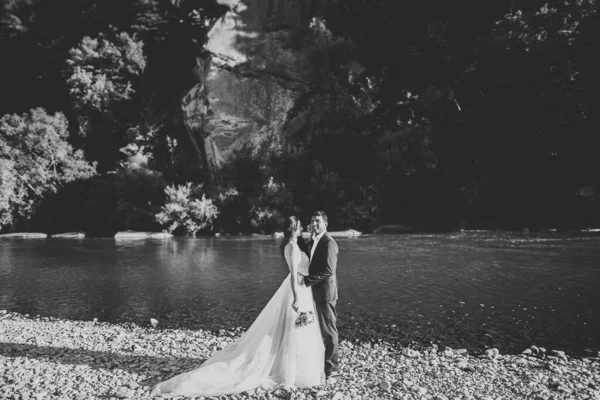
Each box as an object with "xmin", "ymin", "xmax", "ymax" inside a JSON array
[{"xmin": 298, "ymin": 210, "xmax": 339, "ymax": 379}]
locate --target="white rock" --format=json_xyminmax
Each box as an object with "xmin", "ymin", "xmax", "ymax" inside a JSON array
[
  {"xmin": 332, "ymin": 392, "xmax": 345, "ymax": 400},
  {"xmin": 485, "ymin": 348, "xmax": 499, "ymax": 358},
  {"xmin": 114, "ymin": 387, "xmax": 131, "ymax": 398},
  {"xmin": 127, "ymin": 381, "xmax": 139, "ymax": 390}
]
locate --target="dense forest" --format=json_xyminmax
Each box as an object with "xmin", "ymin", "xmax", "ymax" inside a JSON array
[{"xmin": 0, "ymin": 0, "xmax": 598, "ymax": 236}]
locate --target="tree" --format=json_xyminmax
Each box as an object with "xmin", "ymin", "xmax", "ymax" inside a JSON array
[
  {"xmin": 66, "ymin": 31, "xmax": 147, "ymax": 171},
  {"xmin": 67, "ymin": 33, "xmax": 146, "ymax": 113},
  {"xmin": 0, "ymin": 108, "xmax": 96, "ymax": 231},
  {"xmin": 463, "ymin": 0, "xmax": 599, "ymax": 226}
]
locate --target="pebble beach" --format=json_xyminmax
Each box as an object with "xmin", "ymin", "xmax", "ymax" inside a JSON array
[{"xmin": 1, "ymin": 310, "xmax": 599, "ymax": 400}]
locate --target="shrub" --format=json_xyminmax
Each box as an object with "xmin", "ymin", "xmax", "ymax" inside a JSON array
[{"xmin": 155, "ymin": 182, "xmax": 219, "ymax": 236}]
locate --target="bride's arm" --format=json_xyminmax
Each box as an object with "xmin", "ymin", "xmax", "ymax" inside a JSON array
[{"xmin": 286, "ymin": 242, "xmax": 300, "ymax": 311}]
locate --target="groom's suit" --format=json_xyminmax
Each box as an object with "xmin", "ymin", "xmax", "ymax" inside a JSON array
[{"xmin": 303, "ymin": 232, "xmax": 339, "ymax": 377}]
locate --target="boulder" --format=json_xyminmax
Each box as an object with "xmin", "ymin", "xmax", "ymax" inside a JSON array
[
  {"xmin": 114, "ymin": 231, "xmax": 173, "ymax": 240},
  {"xmin": 329, "ymin": 229, "xmax": 362, "ymax": 238},
  {"xmin": 299, "ymin": 229, "xmax": 362, "ymax": 238},
  {"xmin": 50, "ymin": 232, "xmax": 86, "ymax": 239},
  {"xmin": 0, "ymin": 232, "xmax": 47, "ymax": 239}
]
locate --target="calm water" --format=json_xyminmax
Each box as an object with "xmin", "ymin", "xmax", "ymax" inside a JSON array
[{"xmin": 1, "ymin": 233, "xmax": 599, "ymax": 355}]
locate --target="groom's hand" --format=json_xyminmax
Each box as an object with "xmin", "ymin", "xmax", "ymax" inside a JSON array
[{"xmin": 297, "ymin": 273, "xmax": 304, "ymax": 285}]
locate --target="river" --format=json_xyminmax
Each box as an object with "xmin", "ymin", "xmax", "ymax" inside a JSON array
[{"xmin": 1, "ymin": 232, "xmax": 599, "ymax": 355}]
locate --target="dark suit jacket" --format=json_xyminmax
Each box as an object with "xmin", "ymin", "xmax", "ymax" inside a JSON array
[{"xmin": 303, "ymin": 232, "xmax": 339, "ymax": 303}]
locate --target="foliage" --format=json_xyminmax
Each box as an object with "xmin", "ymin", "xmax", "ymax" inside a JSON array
[
  {"xmin": 155, "ymin": 182, "xmax": 219, "ymax": 236},
  {"xmin": 132, "ymin": 0, "xmax": 221, "ymax": 41},
  {"xmin": 458, "ymin": 0, "xmax": 600, "ymax": 225},
  {"xmin": 64, "ymin": 31, "xmax": 148, "ymax": 172},
  {"xmin": 206, "ymin": 185, "xmax": 246, "ymax": 233},
  {"xmin": 0, "ymin": 108, "xmax": 96, "ymax": 231},
  {"xmin": 248, "ymin": 177, "xmax": 290, "ymax": 232},
  {"xmin": 115, "ymin": 165, "xmax": 166, "ymax": 231},
  {"xmin": 66, "ymin": 33, "xmax": 146, "ymax": 113},
  {"xmin": 0, "ymin": 158, "xmax": 23, "ymax": 230},
  {"xmin": 120, "ymin": 96, "xmax": 167, "ymax": 169},
  {"xmin": 1, "ymin": 0, "xmax": 599, "ymax": 233},
  {"xmin": 306, "ymin": 162, "xmax": 379, "ymax": 230}
]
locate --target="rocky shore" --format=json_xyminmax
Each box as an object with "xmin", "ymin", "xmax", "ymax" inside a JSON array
[{"xmin": 1, "ymin": 310, "xmax": 599, "ymax": 400}]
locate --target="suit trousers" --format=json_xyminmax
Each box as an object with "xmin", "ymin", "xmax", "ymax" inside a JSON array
[{"xmin": 314, "ymin": 300, "xmax": 338, "ymax": 375}]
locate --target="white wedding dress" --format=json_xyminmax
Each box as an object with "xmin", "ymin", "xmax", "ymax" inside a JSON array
[{"xmin": 151, "ymin": 242, "xmax": 325, "ymax": 397}]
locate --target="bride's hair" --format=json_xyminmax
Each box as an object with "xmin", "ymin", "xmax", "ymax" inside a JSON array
[{"xmin": 280, "ymin": 216, "xmax": 300, "ymax": 255}]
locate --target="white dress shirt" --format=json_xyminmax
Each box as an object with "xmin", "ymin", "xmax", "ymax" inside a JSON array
[{"xmin": 310, "ymin": 231, "xmax": 326, "ymax": 261}]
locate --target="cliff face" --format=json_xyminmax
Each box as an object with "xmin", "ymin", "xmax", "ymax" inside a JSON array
[{"xmin": 182, "ymin": 0, "xmax": 327, "ymax": 179}]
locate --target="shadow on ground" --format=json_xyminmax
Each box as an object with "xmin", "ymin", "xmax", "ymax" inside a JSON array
[{"xmin": 0, "ymin": 341, "xmax": 206, "ymax": 386}]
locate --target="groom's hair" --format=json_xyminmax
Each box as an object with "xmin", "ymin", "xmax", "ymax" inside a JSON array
[{"xmin": 312, "ymin": 210, "xmax": 328, "ymax": 223}]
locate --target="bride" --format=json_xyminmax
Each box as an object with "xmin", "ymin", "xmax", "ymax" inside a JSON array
[{"xmin": 151, "ymin": 216, "xmax": 325, "ymax": 396}]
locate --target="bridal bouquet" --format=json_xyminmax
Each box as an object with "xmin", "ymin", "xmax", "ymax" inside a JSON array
[{"xmin": 295, "ymin": 310, "xmax": 315, "ymax": 327}]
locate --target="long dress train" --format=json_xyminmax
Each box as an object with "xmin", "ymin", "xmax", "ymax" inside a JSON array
[{"xmin": 151, "ymin": 242, "xmax": 325, "ymax": 397}]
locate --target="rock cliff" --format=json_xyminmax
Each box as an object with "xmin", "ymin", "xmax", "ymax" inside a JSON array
[{"xmin": 181, "ymin": 0, "xmax": 333, "ymax": 179}]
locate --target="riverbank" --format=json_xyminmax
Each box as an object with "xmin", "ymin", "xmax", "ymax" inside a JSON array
[
  {"xmin": 1, "ymin": 311, "xmax": 599, "ymax": 400},
  {"xmin": 3, "ymin": 227, "xmax": 600, "ymax": 241}
]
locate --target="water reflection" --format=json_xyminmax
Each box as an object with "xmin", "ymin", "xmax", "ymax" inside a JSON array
[{"xmin": 1, "ymin": 233, "xmax": 599, "ymax": 355}]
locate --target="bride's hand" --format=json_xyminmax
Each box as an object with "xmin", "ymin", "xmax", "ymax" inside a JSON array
[{"xmin": 291, "ymin": 298, "xmax": 299, "ymax": 312}]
